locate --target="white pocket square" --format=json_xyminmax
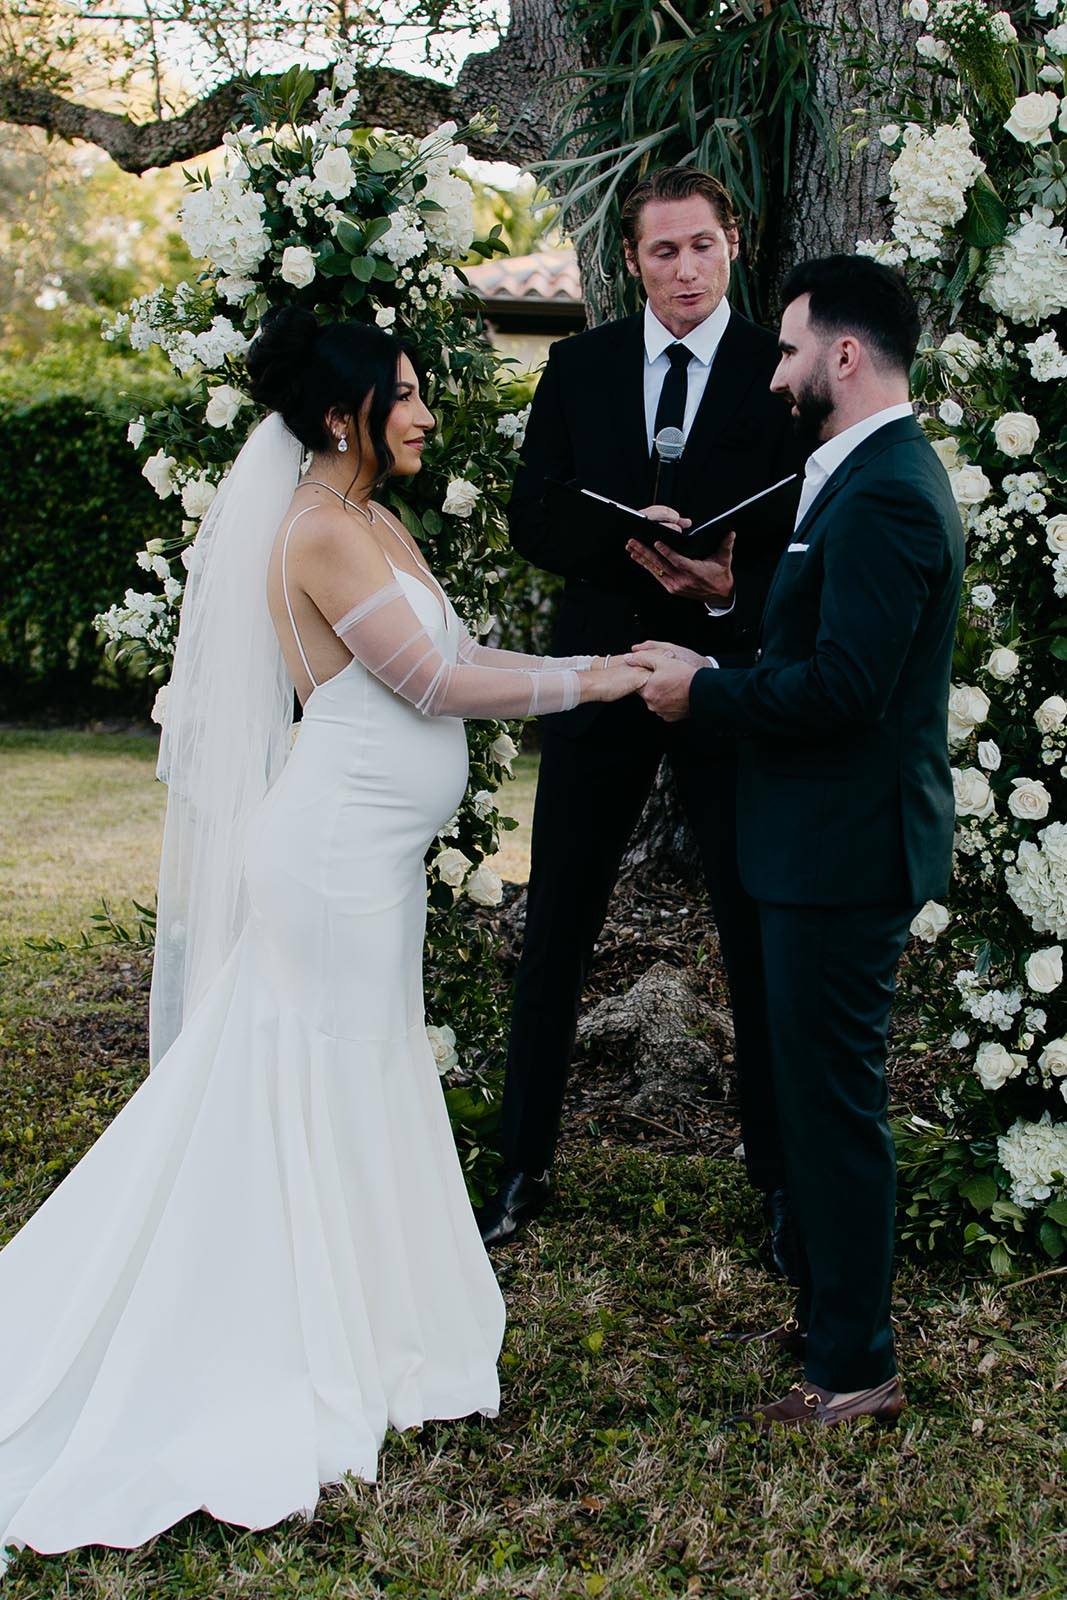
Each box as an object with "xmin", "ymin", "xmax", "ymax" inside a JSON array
[{"xmin": 787, "ymin": 542, "xmax": 809, "ymax": 553}]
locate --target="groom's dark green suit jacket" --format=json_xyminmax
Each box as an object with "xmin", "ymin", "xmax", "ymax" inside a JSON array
[{"xmin": 689, "ymin": 414, "xmax": 964, "ymax": 908}]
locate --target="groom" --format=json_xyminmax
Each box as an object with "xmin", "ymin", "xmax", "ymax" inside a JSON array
[
  {"xmin": 480, "ymin": 167, "xmax": 801, "ymax": 1267},
  {"xmin": 634, "ymin": 255, "xmax": 964, "ymax": 1427}
]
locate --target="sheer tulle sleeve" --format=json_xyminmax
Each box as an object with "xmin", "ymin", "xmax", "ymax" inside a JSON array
[
  {"xmin": 332, "ymin": 581, "xmax": 583, "ymax": 718},
  {"xmin": 454, "ymin": 617, "xmax": 598, "ymax": 673}
]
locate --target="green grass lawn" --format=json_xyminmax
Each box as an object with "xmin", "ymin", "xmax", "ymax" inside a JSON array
[{"xmin": 0, "ymin": 731, "xmax": 1064, "ymax": 1600}]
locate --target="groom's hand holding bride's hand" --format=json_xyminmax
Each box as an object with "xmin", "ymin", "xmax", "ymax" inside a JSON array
[
  {"xmin": 626, "ymin": 524, "xmax": 736, "ymax": 604},
  {"xmin": 626, "ymin": 641, "xmax": 707, "ymax": 722}
]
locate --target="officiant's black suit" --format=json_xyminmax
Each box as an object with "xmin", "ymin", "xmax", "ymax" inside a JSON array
[
  {"xmin": 502, "ymin": 307, "xmax": 800, "ymax": 1195},
  {"xmin": 689, "ymin": 414, "xmax": 964, "ymax": 1390}
]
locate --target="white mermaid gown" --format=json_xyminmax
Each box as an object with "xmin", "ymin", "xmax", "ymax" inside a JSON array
[{"xmin": 0, "ymin": 564, "xmax": 531, "ymax": 1566}]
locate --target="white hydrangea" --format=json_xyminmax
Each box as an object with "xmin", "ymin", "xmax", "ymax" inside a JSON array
[
  {"xmin": 179, "ymin": 175, "xmax": 270, "ymax": 278},
  {"xmin": 421, "ymin": 172, "xmax": 476, "ymax": 258},
  {"xmin": 997, "ymin": 1114, "xmax": 1067, "ymax": 1207},
  {"xmin": 980, "ymin": 208, "xmax": 1067, "ymax": 324},
  {"xmin": 370, "ymin": 206, "xmax": 428, "ymax": 268},
  {"xmin": 886, "ymin": 118, "xmax": 984, "ymax": 261},
  {"xmin": 1024, "ymin": 329, "xmax": 1067, "ymax": 380},
  {"xmin": 956, "ymin": 970, "xmax": 1024, "ymax": 1031},
  {"xmin": 1006, "ymin": 822, "xmax": 1067, "ymax": 938}
]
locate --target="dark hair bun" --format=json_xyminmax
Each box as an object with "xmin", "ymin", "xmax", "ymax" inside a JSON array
[{"xmin": 246, "ymin": 305, "xmax": 320, "ymax": 414}]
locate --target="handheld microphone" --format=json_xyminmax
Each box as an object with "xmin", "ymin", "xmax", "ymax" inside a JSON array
[{"xmin": 652, "ymin": 425, "xmax": 685, "ymax": 506}]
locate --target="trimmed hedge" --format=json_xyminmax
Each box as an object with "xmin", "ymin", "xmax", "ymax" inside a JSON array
[{"xmin": 0, "ymin": 391, "xmax": 180, "ymax": 716}]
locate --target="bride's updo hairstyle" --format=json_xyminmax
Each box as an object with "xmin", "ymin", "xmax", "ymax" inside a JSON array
[{"xmin": 246, "ymin": 305, "xmax": 420, "ymax": 484}]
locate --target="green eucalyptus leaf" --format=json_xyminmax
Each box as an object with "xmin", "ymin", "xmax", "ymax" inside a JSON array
[{"xmin": 349, "ymin": 256, "xmax": 376, "ymax": 282}]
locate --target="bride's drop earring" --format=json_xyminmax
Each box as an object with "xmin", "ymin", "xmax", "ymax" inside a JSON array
[{"xmin": 336, "ymin": 433, "xmax": 349, "ymax": 454}]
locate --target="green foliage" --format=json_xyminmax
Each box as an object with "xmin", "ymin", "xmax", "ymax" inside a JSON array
[
  {"xmin": 544, "ymin": 0, "xmax": 827, "ymax": 320},
  {"xmin": 0, "ymin": 370, "xmax": 183, "ymax": 714}
]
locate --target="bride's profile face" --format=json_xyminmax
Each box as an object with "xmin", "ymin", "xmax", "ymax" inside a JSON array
[{"xmin": 382, "ymin": 354, "xmax": 435, "ymax": 477}]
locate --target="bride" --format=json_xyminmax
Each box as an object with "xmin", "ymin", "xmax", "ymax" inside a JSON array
[{"xmin": 0, "ymin": 306, "xmax": 649, "ymax": 1570}]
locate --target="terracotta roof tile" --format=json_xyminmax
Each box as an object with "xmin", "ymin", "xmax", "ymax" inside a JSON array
[{"xmin": 465, "ymin": 247, "xmax": 581, "ymax": 303}]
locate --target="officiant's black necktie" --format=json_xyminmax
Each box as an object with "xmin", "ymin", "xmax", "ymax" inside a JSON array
[{"xmin": 652, "ymin": 342, "xmax": 693, "ymax": 445}]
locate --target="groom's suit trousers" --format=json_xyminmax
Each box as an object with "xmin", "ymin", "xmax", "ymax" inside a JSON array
[
  {"xmin": 500, "ymin": 710, "xmax": 787, "ymax": 1194},
  {"xmin": 758, "ymin": 901, "xmax": 917, "ymax": 1392}
]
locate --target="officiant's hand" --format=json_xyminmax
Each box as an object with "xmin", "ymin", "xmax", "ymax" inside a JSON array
[
  {"xmin": 638, "ymin": 505, "xmax": 693, "ymax": 535},
  {"xmin": 626, "ymin": 530, "xmax": 736, "ymax": 603}
]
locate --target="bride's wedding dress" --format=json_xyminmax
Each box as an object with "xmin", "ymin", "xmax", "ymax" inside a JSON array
[{"xmin": 0, "ymin": 452, "xmax": 590, "ymax": 1568}]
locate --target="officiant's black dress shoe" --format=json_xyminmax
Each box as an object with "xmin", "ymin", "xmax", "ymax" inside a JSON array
[
  {"xmin": 478, "ymin": 1169, "xmax": 552, "ymax": 1248},
  {"xmin": 759, "ymin": 1187, "xmax": 802, "ymax": 1286}
]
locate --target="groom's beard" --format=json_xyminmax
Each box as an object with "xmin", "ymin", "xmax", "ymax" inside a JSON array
[{"xmin": 788, "ymin": 364, "xmax": 835, "ymax": 448}]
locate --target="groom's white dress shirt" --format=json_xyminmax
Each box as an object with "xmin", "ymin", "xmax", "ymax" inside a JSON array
[{"xmin": 642, "ymin": 296, "xmax": 731, "ymax": 452}]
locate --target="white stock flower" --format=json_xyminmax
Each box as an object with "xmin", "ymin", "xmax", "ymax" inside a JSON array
[
  {"xmin": 1040, "ymin": 1036, "xmax": 1067, "ymax": 1075},
  {"xmin": 1026, "ymin": 945, "xmax": 1063, "ymax": 994},
  {"xmin": 887, "ymin": 118, "xmax": 984, "ymax": 261},
  {"xmin": 142, "ymin": 450, "xmax": 177, "ymax": 499},
  {"xmin": 938, "ymin": 398, "xmax": 964, "ymax": 426},
  {"xmin": 434, "ymin": 847, "xmax": 471, "ymax": 888},
  {"xmin": 974, "ymin": 1040, "xmax": 1025, "ymax": 1091},
  {"xmin": 939, "ymin": 331, "xmax": 983, "ymax": 376},
  {"xmin": 911, "ymin": 901, "xmax": 950, "ymax": 940},
  {"xmin": 997, "ymin": 1114, "xmax": 1067, "ymax": 1206},
  {"xmin": 978, "ymin": 740, "xmax": 1002, "ymax": 771},
  {"xmin": 1045, "ymin": 514, "xmax": 1067, "ymax": 555},
  {"xmin": 204, "ymin": 384, "xmax": 245, "ymax": 428},
  {"xmin": 1035, "ymin": 695, "xmax": 1067, "ymax": 732},
  {"xmin": 465, "ymin": 864, "xmax": 503, "ymax": 907},
  {"xmin": 981, "ymin": 209, "xmax": 1067, "ymax": 325},
  {"xmin": 970, "ymin": 584, "xmax": 996, "ymax": 610},
  {"xmin": 1004, "ymin": 91, "xmax": 1060, "ymax": 145},
  {"xmin": 150, "ymin": 684, "xmax": 169, "ymax": 727},
  {"xmin": 1007, "ymin": 822, "xmax": 1067, "ymax": 938},
  {"xmin": 312, "ymin": 146, "xmax": 356, "ymax": 200},
  {"xmin": 985, "ymin": 646, "xmax": 1019, "ymax": 680},
  {"xmin": 948, "ymin": 683, "xmax": 990, "ymax": 744},
  {"xmin": 279, "ymin": 245, "xmax": 317, "ymax": 287},
  {"xmin": 180, "ymin": 474, "xmax": 217, "ymax": 520},
  {"xmin": 127, "ymin": 416, "xmax": 146, "ymax": 449},
  {"xmin": 992, "ymin": 411, "xmax": 1040, "ymax": 457},
  {"xmin": 950, "ymin": 464, "xmax": 992, "ymax": 505},
  {"xmin": 491, "ymin": 732, "xmax": 518, "ymax": 769},
  {"xmin": 1009, "ymin": 778, "xmax": 1052, "ymax": 821},
  {"xmin": 425, "ymin": 1023, "xmax": 459, "ymax": 1076},
  {"xmin": 442, "ymin": 478, "xmax": 481, "ymax": 518},
  {"xmin": 1025, "ymin": 331, "xmax": 1067, "ymax": 381},
  {"xmin": 953, "ymin": 766, "xmax": 995, "ymax": 818},
  {"xmin": 374, "ymin": 306, "xmax": 397, "ymax": 328}
]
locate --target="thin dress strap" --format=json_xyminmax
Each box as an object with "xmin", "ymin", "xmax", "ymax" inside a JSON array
[
  {"xmin": 281, "ymin": 505, "xmax": 321, "ymax": 690},
  {"xmin": 379, "ymin": 516, "xmax": 452, "ymax": 627}
]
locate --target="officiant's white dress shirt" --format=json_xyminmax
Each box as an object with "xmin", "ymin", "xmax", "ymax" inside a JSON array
[{"xmin": 642, "ymin": 296, "xmax": 731, "ymax": 452}]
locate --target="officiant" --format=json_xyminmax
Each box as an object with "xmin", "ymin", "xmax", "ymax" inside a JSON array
[{"xmin": 480, "ymin": 167, "xmax": 803, "ymax": 1265}]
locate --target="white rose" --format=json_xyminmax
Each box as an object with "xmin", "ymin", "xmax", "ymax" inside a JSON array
[
  {"xmin": 1026, "ymin": 945, "xmax": 1063, "ymax": 994},
  {"xmin": 374, "ymin": 306, "xmax": 397, "ymax": 329},
  {"xmin": 950, "ymin": 464, "xmax": 992, "ymax": 506},
  {"xmin": 150, "ymin": 684, "xmax": 169, "ymax": 727},
  {"xmin": 970, "ymin": 585, "xmax": 996, "ymax": 611},
  {"xmin": 911, "ymin": 901, "xmax": 950, "ymax": 941},
  {"xmin": 916, "ymin": 33, "xmax": 948, "ymax": 60},
  {"xmin": 978, "ymin": 740, "xmax": 1002, "ymax": 771},
  {"xmin": 180, "ymin": 474, "xmax": 217, "ymax": 520},
  {"xmin": 312, "ymin": 145, "xmax": 356, "ymax": 199},
  {"xmin": 434, "ymin": 847, "xmax": 471, "ymax": 888},
  {"xmin": 1046, "ymin": 23, "xmax": 1067, "ymax": 54},
  {"xmin": 1044, "ymin": 514, "xmax": 1067, "ymax": 555},
  {"xmin": 471, "ymin": 789, "xmax": 495, "ymax": 820},
  {"xmin": 491, "ymin": 732, "xmax": 518, "ymax": 769},
  {"xmin": 127, "ymin": 416, "xmax": 146, "ymax": 449},
  {"xmin": 947, "ymin": 683, "xmax": 990, "ymax": 744},
  {"xmin": 938, "ymin": 399, "xmax": 964, "ymax": 426},
  {"xmin": 974, "ymin": 1040, "xmax": 1025, "ymax": 1091},
  {"xmin": 1039, "ymin": 1036, "xmax": 1067, "ymax": 1075},
  {"xmin": 204, "ymin": 383, "xmax": 245, "ymax": 428},
  {"xmin": 142, "ymin": 450, "xmax": 177, "ymax": 500},
  {"xmin": 1035, "ymin": 695, "xmax": 1067, "ymax": 733},
  {"xmin": 879, "ymin": 124, "xmax": 902, "ymax": 145},
  {"xmin": 465, "ymin": 863, "xmax": 504, "ymax": 907},
  {"xmin": 931, "ymin": 436, "xmax": 962, "ymax": 471},
  {"xmin": 905, "ymin": 0, "xmax": 929, "ymax": 18},
  {"xmin": 425, "ymin": 1023, "xmax": 459, "ymax": 1076},
  {"xmin": 1009, "ymin": 778, "xmax": 1052, "ymax": 821},
  {"xmin": 1004, "ymin": 91, "xmax": 1060, "ymax": 145},
  {"xmin": 939, "ymin": 331, "xmax": 983, "ymax": 377},
  {"xmin": 279, "ymin": 245, "xmax": 317, "ymax": 288},
  {"xmin": 953, "ymin": 766, "xmax": 996, "ymax": 819},
  {"xmin": 991, "ymin": 10, "xmax": 1018, "ymax": 41},
  {"xmin": 985, "ymin": 646, "xmax": 1020, "ymax": 680},
  {"xmin": 442, "ymin": 478, "xmax": 481, "ymax": 518},
  {"xmin": 992, "ymin": 410, "xmax": 1041, "ymax": 457}
]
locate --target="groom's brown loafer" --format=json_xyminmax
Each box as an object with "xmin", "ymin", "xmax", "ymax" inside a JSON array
[
  {"xmin": 707, "ymin": 1316, "xmax": 807, "ymax": 1359},
  {"xmin": 732, "ymin": 1376, "xmax": 906, "ymax": 1432}
]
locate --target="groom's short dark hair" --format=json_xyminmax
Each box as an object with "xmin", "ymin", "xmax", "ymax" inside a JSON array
[{"xmin": 781, "ymin": 255, "xmax": 921, "ymax": 375}]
